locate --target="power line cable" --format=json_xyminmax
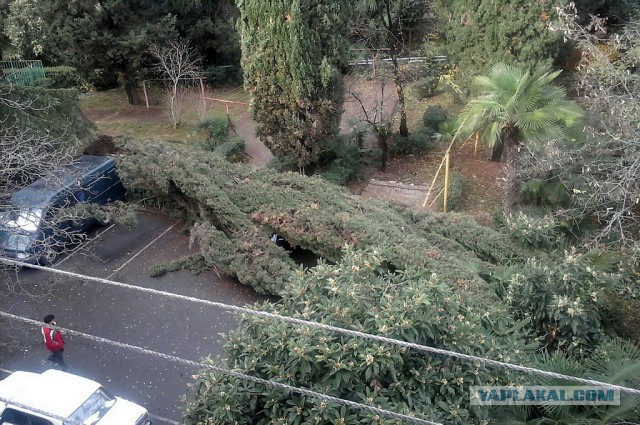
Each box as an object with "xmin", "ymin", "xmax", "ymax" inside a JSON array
[
  {"xmin": 0, "ymin": 311, "xmax": 441, "ymax": 425},
  {"xmin": 2, "ymin": 258, "xmax": 640, "ymax": 396}
]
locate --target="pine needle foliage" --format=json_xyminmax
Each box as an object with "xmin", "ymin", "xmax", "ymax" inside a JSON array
[
  {"xmin": 118, "ymin": 138, "xmax": 530, "ymax": 295},
  {"xmin": 432, "ymin": 0, "xmax": 560, "ymax": 90},
  {"xmin": 236, "ymin": 0, "xmax": 352, "ymax": 168}
]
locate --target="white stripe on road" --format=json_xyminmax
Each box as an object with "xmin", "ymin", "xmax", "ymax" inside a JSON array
[
  {"xmin": 55, "ymin": 223, "xmax": 117, "ymax": 267},
  {"xmin": 107, "ymin": 221, "xmax": 180, "ymax": 280}
]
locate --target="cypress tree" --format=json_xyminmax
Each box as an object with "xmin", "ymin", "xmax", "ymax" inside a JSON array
[
  {"xmin": 237, "ymin": 0, "xmax": 352, "ymax": 169},
  {"xmin": 433, "ymin": 0, "xmax": 559, "ymax": 89}
]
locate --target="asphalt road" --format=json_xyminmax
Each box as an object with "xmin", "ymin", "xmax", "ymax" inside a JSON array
[{"xmin": 0, "ymin": 209, "xmax": 271, "ymax": 424}]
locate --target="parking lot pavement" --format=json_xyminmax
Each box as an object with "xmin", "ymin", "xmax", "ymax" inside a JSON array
[{"xmin": 0, "ymin": 209, "xmax": 272, "ymax": 423}]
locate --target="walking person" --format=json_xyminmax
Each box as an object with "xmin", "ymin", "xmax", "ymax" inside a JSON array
[{"xmin": 41, "ymin": 314, "xmax": 66, "ymax": 369}]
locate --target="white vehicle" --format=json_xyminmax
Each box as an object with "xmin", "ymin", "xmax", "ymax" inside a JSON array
[{"xmin": 0, "ymin": 370, "xmax": 151, "ymax": 425}]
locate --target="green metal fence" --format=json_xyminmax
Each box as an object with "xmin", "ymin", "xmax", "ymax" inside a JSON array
[{"xmin": 0, "ymin": 60, "xmax": 46, "ymax": 86}]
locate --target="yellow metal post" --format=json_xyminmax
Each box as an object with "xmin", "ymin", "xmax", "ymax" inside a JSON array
[
  {"xmin": 443, "ymin": 151, "xmax": 450, "ymax": 212},
  {"xmin": 474, "ymin": 132, "xmax": 479, "ymax": 155},
  {"xmin": 143, "ymin": 81, "xmax": 149, "ymax": 109}
]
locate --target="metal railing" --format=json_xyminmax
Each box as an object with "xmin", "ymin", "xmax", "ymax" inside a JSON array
[{"xmin": 0, "ymin": 60, "xmax": 46, "ymax": 86}]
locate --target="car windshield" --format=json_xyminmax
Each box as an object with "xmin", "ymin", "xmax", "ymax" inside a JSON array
[
  {"xmin": 0, "ymin": 208, "xmax": 44, "ymax": 233},
  {"xmin": 67, "ymin": 387, "xmax": 116, "ymax": 425}
]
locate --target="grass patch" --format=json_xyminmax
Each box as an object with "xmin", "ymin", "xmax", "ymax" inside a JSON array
[{"xmin": 79, "ymin": 87, "xmax": 239, "ymax": 142}]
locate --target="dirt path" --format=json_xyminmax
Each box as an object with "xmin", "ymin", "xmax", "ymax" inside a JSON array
[{"xmin": 81, "ymin": 80, "xmax": 505, "ymax": 216}]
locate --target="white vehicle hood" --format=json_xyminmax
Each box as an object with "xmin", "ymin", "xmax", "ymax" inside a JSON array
[{"xmin": 97, "ymin": 398, "xmax": 148, "ymax": 425}]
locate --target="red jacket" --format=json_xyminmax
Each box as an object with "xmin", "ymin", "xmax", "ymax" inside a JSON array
[{"xmin": 42, "ymin": 325, "xmax": 65, "ymax": 351}]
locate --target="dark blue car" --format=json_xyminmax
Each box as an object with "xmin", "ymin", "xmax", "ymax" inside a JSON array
[{"xmin": 0, "ymin": 156, "xmax": 126, "ymax": 264}]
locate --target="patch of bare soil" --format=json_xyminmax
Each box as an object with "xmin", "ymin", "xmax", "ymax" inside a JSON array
[
  {"xmin": 339, "ymin": 76, "xmax": 505, "ymax": 221},
  {"xmin": 358, "ymin": 142, "xmax": 505, "ymax": 224}
]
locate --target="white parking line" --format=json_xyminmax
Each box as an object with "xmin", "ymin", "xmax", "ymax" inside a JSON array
[
  {"xmin": 55, "ymin": 223, "xmax": 117, "ymax": 267},
  {"xmin": 106, "ymin": 221, "xmax": 180, "ymax": 280}
]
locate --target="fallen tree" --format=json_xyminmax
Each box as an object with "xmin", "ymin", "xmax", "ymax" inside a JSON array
[
  {"xmin": 118, "ymin": 138, "xmax": 529, "ymax": 295},
  {"xmin": 117, "ymin": 139, "xmax": 639, "ymax": 425}
]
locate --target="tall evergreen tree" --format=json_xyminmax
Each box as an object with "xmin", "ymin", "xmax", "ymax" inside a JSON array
[
  {"xmin": 237, "ymin": 0, "xmax": 352, "ymax": 169},
  {"xmin": 3, "ymin": 0, "xmax": 210, "ymax": 104},
  {"xmin": 174, "ymin": 0, "xmax": 241, "ymax": 67},
  {"xmin": 433, "ymin": 0, "xmax": 559, "ymax": 90}
]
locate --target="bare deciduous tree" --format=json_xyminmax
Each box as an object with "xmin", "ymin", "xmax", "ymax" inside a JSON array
[
  {"xmin": 529, "ymin": 5, "xmax": 640, "ymax": 246},
  {"xmin": 0, "ymin": 84, "xmax": 79, "ymax": 200},
  {"xmin": 148, "ymin": 40, "xmax": 203, "ymax": 128},
  {"xmin": 347, "ymin": 79, "xmax": 397, "ymax": 171},
  {"xmin": 0, "ymin": 82, "xmax": 135, "ymax": 274}
]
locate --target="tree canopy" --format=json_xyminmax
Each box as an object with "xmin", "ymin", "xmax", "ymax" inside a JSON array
[
  {"xmin": 236, "ymin": 0, "xmax": 352, "ymax": 168},
  {"xmin": 1, "ymin": 0, "xmax": 240, "ymax": 103},
  {"xmin": 433, "ymin": 0, "xmax": 560, "ymax": 90},
  {"xmin": 118, "ymin": 138, "xmax": 531, "ymax": 295}
]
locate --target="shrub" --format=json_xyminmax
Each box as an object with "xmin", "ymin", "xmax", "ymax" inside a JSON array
[
  {"xmin": 422, "ymin": 105, "xmax": 448, "ymax": 131},
  {"xmin": 390, "ymin": 127, "xmax": 436, "ymax": 155},
  {"xmin": 499, "ymin": 212, "xmax": 565, "ymax": 250},
  {"xmin": 446, "ymin": 170, "xmax": 465, "ymax": 211},
  {"xmin": 39, "ymin": 66, "xmax": 88, "ymax": 90},
  {"xmin": 496, "ymin": 248, "xmax": 626, "ymax": 353},
  {"xmin": 214, "ymin": 136, "xmax": 247, "ymax": 163},
  {"xmin": 184, "ymin": 248, "xmax": 535, "ymax": 425},
  {"xmin": 195, "ymin": 117, "xmax": 229, "ymax": 151},
  {"xmin": 316, "ymin": 137, "xmax": 369, "ymax": 185},
  {"xmin": 408, "ymin": 76, "xmax": 438, "ymax": 99}
]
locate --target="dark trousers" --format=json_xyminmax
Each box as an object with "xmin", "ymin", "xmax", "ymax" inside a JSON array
[{"xmin": 48, "ymin": 348, "xmax": 66, "ymax": 369}]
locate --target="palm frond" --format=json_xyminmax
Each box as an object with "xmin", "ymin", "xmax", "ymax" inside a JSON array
[
  {"xmin": 550, "ymin": 102, "xmax": 583, "ymax": 127},
  {"xmin": 586, "ymin": 339, "xmax": 640, "ymax": 385},
  {"xmin": 481, "ymin": 120, "xmax": 502, "ymax": 149},
  {"xmin": 515, "ymin": 109, "xmax": 555, "ymax": 131}
]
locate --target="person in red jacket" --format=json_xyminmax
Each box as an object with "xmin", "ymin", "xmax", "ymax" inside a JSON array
[{"xmin": 42, "ymin": 314, "xmax": 66, "ymax": 369}]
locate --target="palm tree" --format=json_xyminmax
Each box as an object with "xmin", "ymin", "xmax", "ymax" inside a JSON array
[{"xmin": 457, "ymin": 63, "xmax": 583, "ymax": 210}]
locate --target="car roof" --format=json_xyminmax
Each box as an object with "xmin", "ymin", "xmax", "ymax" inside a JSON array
[
  {"xmin": 0, "ymin": 369, "xmax": 101, "ymax": 418},
  {"xmin": 10, "ymin": 156, "xmax": 116, "ymax": 208}
]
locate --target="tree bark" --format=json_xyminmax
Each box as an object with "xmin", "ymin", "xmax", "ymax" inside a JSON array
[
  {"xmin": 391, "ymin": 55, "xmax": 409, "ymax": 137},
  {"xmin": 379, "ymin": 134, "xmax": 388, "ymax": 171},
  {"xmin": 385, "ymin": 0, "xmax": 408, "ymax": 138},
  {"xmin": 122, "ymin": 74, "xmax": 141, "ymax": 105},
  {"xmin": 502, "ymin": 132, "xmax": 521, "ymax": 212},
  {"xmin": 491, "ymin": 139, "xmax": 504, "ymax": 162}
]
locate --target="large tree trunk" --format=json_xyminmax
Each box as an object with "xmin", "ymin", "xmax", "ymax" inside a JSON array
[
  {"xmin": 491, "ymin": 139, "xmax": 504, "ymax": 162},
  {"xmin": 391, "ymin": 55, "xmax": 409, "ymax": 137},
  {"xmin": 502, "ymin": 132, "xmax": 521, "ymax": 212},
  {"xmin": 385, "ymin": 0, "xmax": 408, "ymax": 138},
  {"xmin": 122, "ymin": 73, "xmax": 141, "ymax": 105}
]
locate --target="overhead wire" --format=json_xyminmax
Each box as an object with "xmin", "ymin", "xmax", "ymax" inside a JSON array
[
  {"xmin": 1, "ymin": 258, "xmax": 639, "ymax": 397},
  {"xmin": 0, "ymin": 311, "xmax": 442, "ymax": 425}
]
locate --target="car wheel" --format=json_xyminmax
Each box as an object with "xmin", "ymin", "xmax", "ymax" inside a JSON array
[{"xmin": 39, "ymin": 249, "xmax": 57, "ymax": 265}]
